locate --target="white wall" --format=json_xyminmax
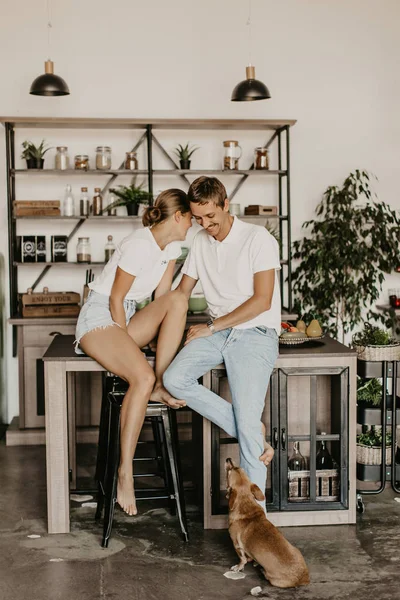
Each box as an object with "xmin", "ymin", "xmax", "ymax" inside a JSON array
[{"xmin": 0, "ymin": 0, "xmax": 399, "ymax": 422}]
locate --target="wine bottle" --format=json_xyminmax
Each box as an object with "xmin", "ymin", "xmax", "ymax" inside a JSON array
[
  {"xmin": 288, "ymin": 441, "xmax": 307, "ymax": 471},
  {"xmin": 316, "ymin": 432, "xmax": 333, "ymax": 469}
]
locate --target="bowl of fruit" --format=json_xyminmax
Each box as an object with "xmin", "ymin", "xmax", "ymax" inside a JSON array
[{"xmin": 279, "ymin": 319, "xmax": 324, "ymax": 345}]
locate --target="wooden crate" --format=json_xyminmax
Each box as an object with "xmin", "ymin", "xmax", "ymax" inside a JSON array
[
  {"xmin": 14, "ymin": 200, "xmax": 61, "ymax": 217},
  {"xmin": 288, "ymin": 469, "xmax": 339, "ymax": 502},
  {"xmin": 22, "ymin": 304, "xmax": 80, "ymax": 318},
  {"xmin": 244, "ymin": 205, "xmax": 278, "ymax": 216},
  {"xmin": 20, "ymin": 290, "xmax": 80, "ymax": 307}
]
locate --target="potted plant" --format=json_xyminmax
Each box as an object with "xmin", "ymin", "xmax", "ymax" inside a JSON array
[
  {"xmin": 21, "ymin": 139, "xmax": 51, "ymax": 169},
  {"xmin": 292, "ymin": 171, "xmax": 400, "ymax": 342},
  {"xmin": 357, "ymin": 426, "xmax": 392, "ymax": 465},
  {"xmin": 108, "ymin": 177, "xmax": 152, "ymax": 216},
  {"xmin": 352, "ymin": 323, "xmax": 400, "ymax": 361},
  {"xmin": 173, "ymin": 143, "xmax": 199, "ymax": 170}
]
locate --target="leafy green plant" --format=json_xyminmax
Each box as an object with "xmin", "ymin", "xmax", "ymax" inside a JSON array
[
  {"xmin": 353, "ymin": 323, "xmax": 396, "ymax": 347},
  {"xmin": 357, "ymin": 377, "xmax": 382, "ymax": 406},
  {"xmin": 21, "ymin": 140, "xmax": 51, "ymax": 161},
  {"xmin": 357, "ymin": 426, "xmax": 391, "ymax": 447},
  {"xmin": 107, "ymin": 177, "xmax": 152, "ymax": 210},
  {"xmin": 291, "ymin": 171, "xmax": 400, "ymax": 342},
  {"xmin": 173, "ymin": 143, "xmax": 199, "ymax": 161}
]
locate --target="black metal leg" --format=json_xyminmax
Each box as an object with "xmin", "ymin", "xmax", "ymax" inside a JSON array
[
  {"xmin": 156, "ymin": 416, "xmax": 176, "ymax": 515},
  {"xmin": 162, "ymin": 410, "xmax": 189, "ymax": 542},
  {"xmin": 102, "ymin": 397, "xmax": 121, "ymax": 548},
  {"xmin": 95, "ymin": 481, "xmax": 105, "ymax": 521}
]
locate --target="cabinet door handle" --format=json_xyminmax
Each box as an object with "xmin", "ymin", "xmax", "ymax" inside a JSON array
[
  {"xmin": 49, "ymin": 331, "xmax": 62, "ymax": 337},
  {"xmin": 281, "ymin": 428, "xmax": 286, "ymax": 451},
  {"xmin": 273, "ymin": 427, "xmax": 278, "ymax": 449}
]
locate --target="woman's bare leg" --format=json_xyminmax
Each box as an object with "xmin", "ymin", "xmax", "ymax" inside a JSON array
[
  {"xmin": 127, "ymin": 290, "xmax": 188, "ymax": 407},
  {"xmin": 80, "ymin": 326, "xmax": 155, "ymax": 516}
]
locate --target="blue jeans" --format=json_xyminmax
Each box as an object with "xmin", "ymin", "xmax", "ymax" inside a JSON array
[{"xmin": 163, "ymin": 326, "xmax": 279, "ymax": 509}]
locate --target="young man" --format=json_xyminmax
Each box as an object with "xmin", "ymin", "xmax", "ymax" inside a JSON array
[{"xmin": 163, "ymin": 176, "xmax": 281, "ymax": 506}]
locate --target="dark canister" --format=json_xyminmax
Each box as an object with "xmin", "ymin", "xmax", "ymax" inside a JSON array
[
  {"xmin": 36, "ymin": 236, "xmax": 46, "ymax": 262},
  {"xmin": 51, "ymin": 235, "xmax": 68, "ymax": 262},
  {"xmin": 21, "ymin": 236, "xmax": 36, "ymax": 262}
]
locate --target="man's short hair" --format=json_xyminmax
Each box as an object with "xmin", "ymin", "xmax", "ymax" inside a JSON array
[{"xmin": 187, "ymin": 176, "xmax": 227, "ymax": 209}]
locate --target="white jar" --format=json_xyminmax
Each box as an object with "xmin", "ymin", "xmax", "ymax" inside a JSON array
[
  {"xmin": 96, "ymin": 146, "xmax": 112, "ymax": 170},
  {"xmin": 55, "ymin": 146, "xmax": 69, "ymax": 170},
  {"xmin": 76, "ymin": 237, "xmax": 91, "ymax": 263}
]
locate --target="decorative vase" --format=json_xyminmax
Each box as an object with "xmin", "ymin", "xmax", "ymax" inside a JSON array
[
  {"xmin": 180, "ymin": 159, "xmax": 191, "ymax": 170},
  {"xmin": 26, "ymin": 158, "xmax": 44, "ymax": 169},
  {"xmin": 126, "ymin": 203, "xmax": 139, "ymax": 216}
]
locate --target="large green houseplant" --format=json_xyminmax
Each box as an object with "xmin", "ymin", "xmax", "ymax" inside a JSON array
[
  {"xmin": 292, "ymin": 171, "xmax": 400, "ymax": 342},
  {"xmin": 107, "ymin": 177, "xmax": 152, "ymax": 216}
]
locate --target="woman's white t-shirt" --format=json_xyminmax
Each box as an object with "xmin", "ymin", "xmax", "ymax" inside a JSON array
[{"xmin": 89, "ymin": 227, "xmax": 182, "ymax": 301}]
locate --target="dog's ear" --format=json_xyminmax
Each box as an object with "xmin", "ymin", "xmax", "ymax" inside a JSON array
[
  {"xmin": 228, "ymin": 488, "xmax": 237, "ymax": 510},
  {"xmin": 250, "ymin": 483, "xmax": 265, "ymax": 501}
]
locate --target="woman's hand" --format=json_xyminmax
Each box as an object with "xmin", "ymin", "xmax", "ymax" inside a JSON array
[{"xmin": 184, "ymin": 324, "xmax": 212, "ymax": 346}]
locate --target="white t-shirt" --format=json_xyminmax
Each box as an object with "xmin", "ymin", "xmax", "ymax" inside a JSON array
[
  {"xmin": 89, "ymin": 227, "xmax": 182, "ymax": 301},
  {"xmin": 182, "ymin": 217, "xmax": 281, "ymax": 334}
]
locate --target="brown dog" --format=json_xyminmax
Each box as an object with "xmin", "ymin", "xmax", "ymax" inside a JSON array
[{"xmin": 226, "ymin": 458, "xmax": 310, "ymax": 588}]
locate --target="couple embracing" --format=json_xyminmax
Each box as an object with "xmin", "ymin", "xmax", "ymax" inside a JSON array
[{"xmin": 74, "ymin": 176, "xmax": 281, "ymax": 516}]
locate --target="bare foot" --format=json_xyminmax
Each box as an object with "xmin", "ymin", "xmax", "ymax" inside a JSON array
[
  {"xmin": 260, "ymin": 422, "xmax": 275, "ymax": 466},
  {"xmin": 117, "ymin": 470, "xmax": 137, "ymax": 516},
  {"xmin": 150, "ymin": 384, "xmax": 186, "ymax": 409}
]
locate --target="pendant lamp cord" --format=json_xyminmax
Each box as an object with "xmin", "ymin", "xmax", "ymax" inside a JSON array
[
  {"xmin": 247, "ymin": 0, "xmax": 252, "ymax": 66},
  {"xmin": 46, "ymin": 0, "xmax": 52, "ymax": 61}
]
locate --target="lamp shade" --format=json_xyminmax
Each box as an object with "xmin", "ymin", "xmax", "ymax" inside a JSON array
[
  {"xmin": 231, "ymin": 65, "xmax": 270, "ymax": 102},
  {"xmin": 30, "ymin": 60, "xmax": 70, "ymax": 96}
]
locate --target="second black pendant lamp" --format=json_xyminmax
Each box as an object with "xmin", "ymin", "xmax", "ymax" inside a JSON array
[
  {"xmin": 231, "ymin": 0, "xmax": 270, "ymax": 102},
  {"xmin": 29, "ymin": 0, "xmax": 70, "ymax": 97}
]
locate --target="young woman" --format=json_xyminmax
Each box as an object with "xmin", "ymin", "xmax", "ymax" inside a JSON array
[{"xmin": 74, "ymin": 188, "xmax": 192, "ymax": 516}]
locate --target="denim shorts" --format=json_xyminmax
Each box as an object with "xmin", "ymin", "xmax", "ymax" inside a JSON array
[{"xmin": 74, "ymin": 290, "xmax": 136, "ymax": 354}]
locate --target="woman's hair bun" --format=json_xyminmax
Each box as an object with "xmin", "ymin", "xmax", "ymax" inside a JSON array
[{"xmin": 142, "ymin": 205, "xmax": 162, "ymax": 226}]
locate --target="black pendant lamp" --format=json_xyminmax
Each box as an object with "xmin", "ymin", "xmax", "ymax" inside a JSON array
[
  {"xmin": 231, "ymin": 0, "xmax": 270, "ymax": 102},
  {"xmin": 30, "ymin": 60, "xmax": 70, "ymax": 96},
  {"xmin": 29, "ymin": 1, "xmax": 70, "ymax": 97}
]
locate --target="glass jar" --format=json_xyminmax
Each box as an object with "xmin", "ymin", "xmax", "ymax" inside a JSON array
[
  {"xmin": 106, "ymin": 192, "xmax": 117, "ymax": 216},
  {"xmin": 254, "ymin": 147, "xmax": 269, "ymax": 170},
  {"xmin": 63, "ymin": 184, "xmax": 75, "ymax": 217},
  {"xmin": 80, "ymin": 187, "xmax": 90, "ymax": 217},
  {"xmin": 75, "ymin": 154, "xmax": 89, "ymax": 170},
  {"xmin": 96, "ymin": 146, "xmax": 112, "ymax": 170},
  {"xmin": 288, "ymin": 441, "xmax": 307, "ymax": 471},
  {"xmin": 104, "ymin": 235, "xmax": 116, "ymax": 262},
  {"xmin": 92, "ymin": 187, "xmax": 103, "ymax": 216},
  {"xmin": 223, "ymin": 140, "xmax": 242, "ymax": 170},
  {"xmin": 124, "ymin": 151, "xmax": 138, "ymax": 171},
  {"xmin": 76, "ymin": 237, "xmax": 91, "ymax": 263},
  {"xmin": 55, "ymin": 146, "xmax": 69, "ymax": 170}
]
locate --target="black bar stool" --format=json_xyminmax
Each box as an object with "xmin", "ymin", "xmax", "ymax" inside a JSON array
[{"xmin": 95, "ymin": 374, "xmax": 189, "ymax": 547}]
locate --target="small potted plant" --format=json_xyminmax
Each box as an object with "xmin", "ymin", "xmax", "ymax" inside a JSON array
[
  {"xmin": 173, "ymin": 143, "xmax": 199, "ymax": 170},
  {"xmin": 108, "ymin": 177, "xmax": 152, "ymax": 216},
  {"xmin": 352, "ymin": 323, "xmax": 400, "ymax": 362},
  {"xmin": 21, "ymin": 140, "xmax": 51, "ymax": 169},
  {"xmin": 356, "ymin": 426, "xmax": 392, "ymax": 465}
]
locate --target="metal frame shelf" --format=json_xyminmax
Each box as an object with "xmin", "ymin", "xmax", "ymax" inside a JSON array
[{"xmin": 2, "ymin": 117, "xmax": 296, "ymax": 355}]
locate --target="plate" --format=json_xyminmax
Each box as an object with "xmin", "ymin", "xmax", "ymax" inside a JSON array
[{"xmin": 279, "ymin": 333, "xmax": 326, "ymax": 346}]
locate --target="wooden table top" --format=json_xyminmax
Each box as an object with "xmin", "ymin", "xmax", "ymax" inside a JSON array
[{"xmin": 43, "ymin": 333, "xmax": 355, "ymax": 362}]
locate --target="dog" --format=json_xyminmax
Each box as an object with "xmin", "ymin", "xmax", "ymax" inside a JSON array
[{"xmin": 226, "ymin": 458, "xmax": 310, "ymax": 589}]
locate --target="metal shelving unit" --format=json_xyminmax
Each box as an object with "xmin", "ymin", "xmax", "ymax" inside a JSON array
[{"xmin": 1, "ymin": 117, "xmax": 296, "ymax": 354}]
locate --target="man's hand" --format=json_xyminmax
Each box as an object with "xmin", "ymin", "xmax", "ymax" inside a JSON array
[{"xmin": 184, "ymin": 323, "xmax": 212, "ymax": 346}]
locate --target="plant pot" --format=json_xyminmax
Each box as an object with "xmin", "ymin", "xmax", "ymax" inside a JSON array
[
  {"xmin": 180, "ymin": 159, "xmax": 191, "ymax": 170},
  {"xmin": 188, "ymin": 296, "xmax": 207, "ymax": 314},
  {"xmin": 126, "ymin": 203, "xmax": 139, "ymax": 216},
  {"xmin": 26, "ymin": 158, "xmax": 44, "ymax": 169},
  {"xmin": 353, "ymin": 342, "xmax": 400, "ymax": 361},
  {"xmin": 356, "ymin": 443, "xmax": 392, "ymax": 465}
]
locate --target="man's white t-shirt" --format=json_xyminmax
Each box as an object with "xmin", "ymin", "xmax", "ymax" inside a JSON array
[
  {"xmin": 182, "ymin": 217, "xmax": 281, "ymax": 334},
  {"xmin": 89, "ymin": 227, "xmax": 181, "ymax": 301}
]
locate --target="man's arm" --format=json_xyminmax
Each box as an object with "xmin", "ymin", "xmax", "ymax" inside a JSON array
[{"xmin": 213, "ymin": 270, "xmax": 275, "ymax": 332}]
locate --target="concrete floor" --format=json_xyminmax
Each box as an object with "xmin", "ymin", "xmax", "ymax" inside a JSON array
[{"xmin": 1, "ymin": 443, "xmax": 400, "ymax": 600}]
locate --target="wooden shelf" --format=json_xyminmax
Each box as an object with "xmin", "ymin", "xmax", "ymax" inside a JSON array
[
  {"xmin": 0, "ymin": 117, "xmax": 297, "ymax": 130},
  {"xmin": 15, "ymin": 214, "xmax": 284, "ymax": 221},
  {"xmin": 11, "ymin": 168, "xmax": 286, "ymax": 176},
  {"xmin": 14, "ymin": 262, "xmax": 105, "ymax": 267}
]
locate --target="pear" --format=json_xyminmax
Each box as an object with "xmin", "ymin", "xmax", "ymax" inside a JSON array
[
  {"xmin": 296, "ymin": 319, "xmax": 306, "ymax": 333},
  {"xmin": 306, "ymin": 319, "xmax": 322, "ymax": 338}
]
